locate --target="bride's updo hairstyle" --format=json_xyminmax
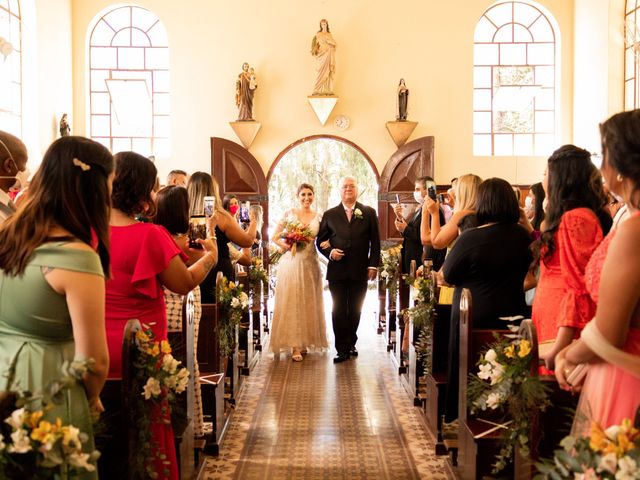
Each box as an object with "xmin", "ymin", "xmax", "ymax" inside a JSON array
[{"xmin": 297, "ymin": 183, "xmax": 314, "ymax": 195}]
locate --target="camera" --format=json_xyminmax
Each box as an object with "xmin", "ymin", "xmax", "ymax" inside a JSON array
[
  {"xmin": 427, "ymin": 185, "xmax": 437, "ymax": 200},
  {"xmin": 436, "ymin": 193, "xmax": 445, "ymax": 203},
  {"xmin": 188, "ymin": 215, "xmax": 207, "ymax": 249}
]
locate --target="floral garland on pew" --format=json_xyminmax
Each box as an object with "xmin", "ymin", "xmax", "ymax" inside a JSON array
[
  {"xmin": 131, "ymin": 325, "xmax": 189, "ymax": 478},
  {"xmin": 535, "ymin": 417, "xmax": 640, "ymax": 479},
  {"xmin": 467, "ymin": 323, "xmax": 551, "ymax": 474},
  {"xmin": 217, "ymin": 277, "xmax": 250, "ymax": 358},
  {"xmin": 248, "ymin": 256, "xmax": 268, "ymax": 292},
  {"xmin": 403, "ymin": 273, "xmax": 436, "ymax": 373},
  {"xmin": 380, "ymin": 242, "xmax": 402, "ymax": 301},
  {"xmin": 0, "ymin": 359, "xmax": 100, "ymax": 478}
]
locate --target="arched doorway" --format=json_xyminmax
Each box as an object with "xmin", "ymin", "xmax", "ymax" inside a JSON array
[{"xmin": 267, "ymin": 135, "xmax": 379, "ymax": 231}]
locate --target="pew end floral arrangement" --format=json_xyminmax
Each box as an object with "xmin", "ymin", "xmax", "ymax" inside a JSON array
[
  {"xmin": 0, "ymin": 359, "xmax": 100, "ymax": 478},
  {"xmin": 535, "ymin": 418, "xmax": 640, "ymax": 479},
  {"xmin": 131, "ymin": 324, "xmax": 189, "ymax": 478},
  {"xmin": 248, "ymin": 256, "xmax": 268, "ymax": 292},
  {"xmin": 403, "ymin": 273, "xmax": 436, "ymax": 373},
  {"xmin": 217, "ymin": 276, "xmax": 250, "ymax": 358},
  {"xmin": 467, "ymin": 323, "xmax": 551, "ymax": 474},
  {"xmin": 379, "ymin": 242, "xmax": 402, "ymax": 301}
]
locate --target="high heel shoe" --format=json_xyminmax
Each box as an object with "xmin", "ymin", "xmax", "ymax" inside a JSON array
[{"xmin": 292, "ymin": 349, "xmax": 303, "ymax": 362}]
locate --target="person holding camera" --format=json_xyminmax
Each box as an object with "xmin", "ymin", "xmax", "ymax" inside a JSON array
[{"xmin": 394, "ymin": 176, "xmax": 445, "ymax": 272}]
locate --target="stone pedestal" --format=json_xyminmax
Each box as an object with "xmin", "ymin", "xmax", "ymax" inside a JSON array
[
  {"xmin": 229, "ymin": 121, "xmax": 261, "ymax": 149},
  {"xmin": 307, "ymin": 95, "xmax": 339, "ymax": 125},
  {"xmin": 386, "ymin": 121, "xmax": 418, "ymax": 147}
]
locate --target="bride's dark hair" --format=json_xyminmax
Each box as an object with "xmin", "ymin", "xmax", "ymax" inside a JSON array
[{"xmin": 297, "ymin": 183, "xmax": 314, "ymax": 194}]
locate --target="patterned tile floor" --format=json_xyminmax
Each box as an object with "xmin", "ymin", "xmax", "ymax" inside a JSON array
[{"xmin": 199, "ymin": 291, "xmax": 455, "ymax": 479}]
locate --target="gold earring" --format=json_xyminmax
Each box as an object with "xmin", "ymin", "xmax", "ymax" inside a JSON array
[{"xmin": 617, "ymin": 173, "xmax": 624, "ymax": 182}]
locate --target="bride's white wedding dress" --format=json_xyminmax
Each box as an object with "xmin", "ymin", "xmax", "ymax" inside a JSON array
[{"xmin": 269, "ymin": 213, "xmax": 329, "ymax": 353}]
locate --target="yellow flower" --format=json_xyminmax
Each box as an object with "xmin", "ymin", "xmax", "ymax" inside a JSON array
[
  {"xmin": 145, "ymin": 343, "xmax": 160, "ymax": 357},
  {"xmin": 504, "ymin": 345, "xmax": 515, "ymax": 358},
  {"xmin": 25, "ymin": 410, "xmax": 44, "ymax": 429},
  {"xmin": 518, "ymin": 339, "xmax": 531, "ymax": 358},
  {"xmin": 590, "ymin": 422, "xmax": 611, "ymax": 452},
  {"xmin": 136, "ymin": 330, "xmax": 150, "ymax": 344},
  {"xmin": 31, "ymin": 420, "xmax": 56, "ymax": 444},
  {"xmin": 160, "ymin": 340, "xmax": 172, "ymax": 354}
]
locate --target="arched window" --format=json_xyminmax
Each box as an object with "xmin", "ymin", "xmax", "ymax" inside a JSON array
[
  {"xmin": 0, "ymin": 0, "xmax": 22, "ymax": 136},
  {"xmin": 625, "ymin": 0, "xmax": 640, "ymax": 110},
  {"xmin": 473, "ymin": 1, "xmax": 557, "ymax": 156},
  {"xmin": 88, "ymin": 5, "xmax": 169, "ymax": 156}
]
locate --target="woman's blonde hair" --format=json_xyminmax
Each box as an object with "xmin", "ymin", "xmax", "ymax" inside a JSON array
[
  {"xmin": 454, "ymin": 174, "xmax": 482, "ymax": 213},
  {"xmin": 187, "ymin": 171, "xmax": 223, "ymax": 216}
]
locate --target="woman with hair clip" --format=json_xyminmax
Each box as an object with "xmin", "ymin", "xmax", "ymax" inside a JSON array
[
  {"xmin": 531, "ymin": 145, "xmax": 612, "ymax": 373},
  {"xmin": 187, "ymin": 172, "xmax": 257, "ymax": 302},
  {"xmin": 555, "ymin": 110, "xmax": 640, "ymax": 434},
  {"xmin": 106, "ymin": 153, "xmax": 218, "ymax": 479},
  {"xmin": 0, "ymin": 136, "xmax": 113, "ymax": 479}
]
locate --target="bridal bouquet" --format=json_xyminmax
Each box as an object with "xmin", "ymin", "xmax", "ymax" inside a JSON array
[
  {"xmin": 468, "ymin": 324, "xmax": 550, "ymax": 474},
  {"xmin": 279, "ymin": 219, "xmax": 314, "ymax": 257},
  {"xmin": 131, "ymin": 325, "xmax": 189, "ymax": 478},
  {"xmin": 0, "ymin": 359, "xmax": 100, "ymax": 478},
  {"xmin": 536, "ymin": 418, "xmax": 640, "ymax": 479}
]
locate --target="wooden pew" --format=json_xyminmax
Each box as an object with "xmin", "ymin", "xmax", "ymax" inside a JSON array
[
  {"xmin": 456, "ymin": 289, "xmax": 513, "ymax": 479},
  {"xmin": 236, "ymin": 272, "xmax": 255, "ymax": 376},
  {"xmin": 380, "ymin": 275, "xmax": 398, "ymax": 352},
  {"xmin": 422, "ymin": 270, "xmax": 453, "ymax": 444},
  {"xmin": 251, "ymin": 281, "xmax": 265, "ymax": 352},
  {"xmin": 394, "ymin": 275, "xmax": 410, "ymax": 374}
]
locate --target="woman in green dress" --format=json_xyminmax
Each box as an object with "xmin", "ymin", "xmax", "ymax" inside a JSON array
[{"xmin": 0, "ymin": 136, "xmax": 113, "ymax": 478}]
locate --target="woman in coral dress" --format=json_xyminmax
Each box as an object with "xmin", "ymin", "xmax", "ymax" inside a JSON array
[
  {"xmin": 555, "ymin": 110, "xmax": 640, "ymax": 431},
  {"xmin": 270, "ymin": 183, "xmax": 328, "ymax": 361},
  {"xmin": 531, "ymin": 145, "xmax": 612, "ymax": 373},
  {"xmin": 105, "ymin": 152, "xmax": 218, "ymax": 479}
]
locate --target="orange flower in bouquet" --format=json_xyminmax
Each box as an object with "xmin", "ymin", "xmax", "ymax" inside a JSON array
[{"xmin": 280, "ymin": 220, "xmax": 313, "ymax": 257}]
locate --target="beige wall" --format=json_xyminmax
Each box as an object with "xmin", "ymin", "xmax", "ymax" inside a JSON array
[
  {"xmin": 67, "ymin": 0, "xmax": 578, "ymax": 185},
  {"xmin": 19, "ymin": 0, "xmax": 73, "ymax": 164}
]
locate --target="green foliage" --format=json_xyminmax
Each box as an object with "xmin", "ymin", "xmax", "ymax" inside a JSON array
[
  {"xmin": 380, "ymin": 243, "xmax": 402, "ymax": 301},
  {"xmin": 403, "ymin": 273, "xmax": 436, "ymax": 373},
  {"xmin": 217, "ymin": 277, "xmax": 250, "ymax": 358}
]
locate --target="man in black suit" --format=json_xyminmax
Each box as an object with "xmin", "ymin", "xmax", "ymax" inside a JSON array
[
  {"xmin": 394, "ymin": 176, "xmax": 447, "ymax": 273},
  {"xmin": 317, "ymin": 176, "xmax": 381, "ymax": 363}
]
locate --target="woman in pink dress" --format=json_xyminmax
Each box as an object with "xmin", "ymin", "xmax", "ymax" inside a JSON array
[
  {"xmin": 531, "ymin": 145, "xmax": 612, "ymax": 373},
  {"xmin": 106, "ymin": 152, "xmax": 218, "ymax": 479},
  {"xmin": 555, "ymin": 110, "xmax": 640, "ymax": 431}
]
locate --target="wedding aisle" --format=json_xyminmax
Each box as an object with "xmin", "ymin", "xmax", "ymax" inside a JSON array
[{"xmin": 198, "ymin": 290, "xmax": 455, "ymax": 479}]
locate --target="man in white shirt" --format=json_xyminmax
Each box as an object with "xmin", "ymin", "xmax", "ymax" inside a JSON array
[{"xmin": 0, "ymin": 131, "xmax": 28, "ymax": 224}]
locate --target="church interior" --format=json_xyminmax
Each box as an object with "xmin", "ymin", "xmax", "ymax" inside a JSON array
[{"xmin": 1, "ymin": 0, "xmax": 639, "ymax": 479}]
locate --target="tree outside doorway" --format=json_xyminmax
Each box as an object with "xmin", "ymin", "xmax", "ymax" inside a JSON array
[{"xmin": 267, "ymin": 136, "xmax": 378, "ymax": 235}]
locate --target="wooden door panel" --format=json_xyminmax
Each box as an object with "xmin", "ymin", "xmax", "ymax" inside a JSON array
[
  {"xmin": 379, "ymin": 137, "xmax": 434, "ymax": 242},
  {"xmin": 211, "ymin": 137, "xmax": 268, "ymax": 252}
]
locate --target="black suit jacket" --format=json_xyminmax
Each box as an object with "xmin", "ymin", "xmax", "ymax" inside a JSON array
[
  {"xmin": 400, "ymin": 207, "xmax": 423, "ymax": 274},
  {"xmin": 316, "ymin": 202, "xmax": 381, "ymax": 282}
]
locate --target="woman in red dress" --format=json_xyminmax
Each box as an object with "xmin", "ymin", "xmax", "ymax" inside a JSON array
[
  {"xmin": 106, "ymin": 152, "xmax": 218, "ymax": 479},
  {"xmin": 531, "ymin": 145, "xmax": 612, "ymax": 372},
  {"xmin": 555, "ymin": 110, "xmax": 640, "ymax": 432}
]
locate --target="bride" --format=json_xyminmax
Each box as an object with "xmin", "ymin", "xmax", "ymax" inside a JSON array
[{"xmin": 270, "ymin": 183, "xmax": 328, "ymax": 361}]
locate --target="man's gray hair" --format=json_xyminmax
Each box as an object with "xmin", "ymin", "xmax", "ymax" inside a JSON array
[{"xmin": 339, "ymin": 175, "xmax": 357, "ymax": 186}]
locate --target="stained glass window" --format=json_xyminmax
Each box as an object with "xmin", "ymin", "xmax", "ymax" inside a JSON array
[
  {"xmin": 89, "ymin": 5, "xmax": 170, "ymax": 157},
  {"xmin": 473, "ymin": 1, "xmax": 557, "ymax": 156}
]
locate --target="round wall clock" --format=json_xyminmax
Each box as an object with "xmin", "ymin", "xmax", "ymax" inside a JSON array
[{"xmin": 334, "ymin": 115, "xmax": 350, "ymax": 130}]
